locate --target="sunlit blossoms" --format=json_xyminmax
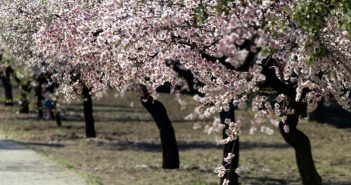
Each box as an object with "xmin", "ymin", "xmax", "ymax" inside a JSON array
[
  {"xmin": 2, "ymin": 0, "xmax": 351, "ymax": 120},
  {"xmin": 223, "ymin": 153, "xmax": 235, "ymax": 164},
  {"xmin": 215, "ymin": 165, "xmax": 226, "ymax": 178},
  {"xmin": 222, "ymin": 179, "xmax": 230, "ymax": 185},
  {"xmin": 1, "ymin": 0, "xmax": 351, "ymax": 184}
]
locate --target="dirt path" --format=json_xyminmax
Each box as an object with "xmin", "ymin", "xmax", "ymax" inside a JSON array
[{"xmin": 0, "ymin": 138, "xmax": 88, "ymax": 185}]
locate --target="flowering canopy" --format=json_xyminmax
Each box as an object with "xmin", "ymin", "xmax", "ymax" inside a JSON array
[
  {"xmin": 1, "ymin": 0, "xmax": 351, "ymax": 183},
  {"xmin": 1, "ymin": 0, "xmax": 351, "ymax": 131}
]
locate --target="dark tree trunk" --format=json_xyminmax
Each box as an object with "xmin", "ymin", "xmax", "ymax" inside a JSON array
[
  {"xmin": 1, "ymin": 77, "xmax": 13, "ymax": 106},
  {"xmin": 82, "ymin": 83, "xmax": 96, "ymax": 138},
  {"xmin": 220, "ymin": 105, "xmax": 239, "ymax": 185},
  {"xmin": 279, "ymin": 103, "xmax": 322, "ymax": 185},
  {"xmin": 19, "ymin": 99, "xmax": 29, "ymax": 113},
  {"xmin": 140, "ymin": 95, "xmax": 180, "ymax": 169},
  {"xmin": 1, "ymin": 67, "xmax": 14, "ymax": 106},
  {"xmin": 50, "ymin": 98, "xmax": 62, "ymax": 128},
  {"xmin": 55, "ymin": 111, "xmax": 62, "ymax": 128},
  {"xmin": 19, "ymin": 81, "xmax": 31, "ymax": 113},
  {"xmin": 35, "ymin": 77, "xmax": 45, "ymax": 118},
  {"xmin": 46, "ymin": 82, "xmax": 61, "ymax": 126}
]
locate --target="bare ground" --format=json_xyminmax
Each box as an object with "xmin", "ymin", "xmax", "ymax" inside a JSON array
[{"xmin": 0, "ymin": 139, "xmax": 88, "ymax": 185}]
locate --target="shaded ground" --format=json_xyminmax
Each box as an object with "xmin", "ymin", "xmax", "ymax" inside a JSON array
[
  {"xmin": 0, "ymin": 139, "xmax": 88, "ymax": 185},
  {"xmin": 0, "ymin": 89, "xmax": 350, "ymax": 185},
  {"xmin": 309, "ymin": 101, "xmax": 351, "ymax": 128}
]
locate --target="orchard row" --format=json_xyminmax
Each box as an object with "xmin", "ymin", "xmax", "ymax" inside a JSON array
[{"xmin": 1, "ymin": 1, "xmax": 351, "ymax": 185}]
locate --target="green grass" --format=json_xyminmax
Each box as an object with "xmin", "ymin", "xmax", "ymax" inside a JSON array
[{"xmin": 85, "ymin": 175, "xmax": 105, "ymax": 185}]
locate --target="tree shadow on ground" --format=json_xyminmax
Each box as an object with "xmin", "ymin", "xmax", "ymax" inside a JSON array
[
  {"xmin": 324, "ymin": 183, "xmax": 351, "ymax": 185},
  {"xmin": 17, "ymin": 141, "xmax": 65, "ymax": 148},
  {"xmin": 102, "ymin": 140, "xmax": 289, "ymax": 152},
  {"xmin": 0, "ymin": 140, "xmax": 64, "ymax": 150},
  {"xmin": 10, "ymin": 114, "xmax": 155, "ymax": 123},
  {"xmin": 57, "ymin": 114, "xmax": 212, "ymax": 123},
  {"xmin": 310, "ymin": 102, "xmax": 351, "ymax": 128},
  {"xmin": 242, "ymin": 176, "xmax": 351, "ymax": 185},
  {"xmin": 62, "ymin": 106, "xmax": 147, "ymax": 113},
  {"xmin": 62, "ymin": 103, "xmax": 135, "ymax": 109},
  {"xmin": 6, "ymin": 110, "xmax": 198, "ymax": 123},
  {"xmin": 0, "ymin": 140, "xmax": 27, "ymax": 150},
  {"xmin": 241, "ymin": 176, "xmax": 297, "ymax": 185}
]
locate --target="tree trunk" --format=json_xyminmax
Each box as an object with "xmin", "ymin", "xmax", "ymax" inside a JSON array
[
  {"xmin": 35, "ymin": 77, "xmax": 44, "ymax": 118},
  {"xmin": 1, "ymin": 67, "xmax": 14, "ymax": 106},
  {"xmin": 279, "ymin": 103, "xmax": 322, "ymax": 185},
  {"xmin": 261, "ymin": 56, "xmax": 322, "ymax": 184},
  {"xmin": 19, "ymin": 99, "xmax": 29, "ymax": 113},
  {"xmin": 220, "ymin": 105, "xmax": 239, "ymax": 185},
  {"xmin": 82, "ymin": 83, "xmax": 96, "ymax": 138},
  {"xmin": 51, "ymin": 98, "xmax": 62, "ymax": 128},
  {"xmin": 46, "ymin": 82, "xmax": 61, "ymax": 127},
  {"xmin": 19, "ymin": 81, "xmax": 31, "ymax": 113},
  {"xmin": 140, "ymin": 96, "xmax": 180, "ymax": 169},
  {"xmin": 55, "ymin": 111, "xmax": 62, "ymax": 128}
]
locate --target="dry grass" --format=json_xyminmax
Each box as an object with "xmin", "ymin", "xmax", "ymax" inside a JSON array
[{"xmin": 0, "ymin": 88, "xmax": 350, "ymax": 185}]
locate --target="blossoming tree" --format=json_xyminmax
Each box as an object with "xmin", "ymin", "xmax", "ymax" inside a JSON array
[
  {"xmin": 1, "ymin": 0, "xmax": 351, "ymax": 185},
  {"xmin": 0, "ymin": 0, "xmax": 181, "ymax": 168},
  {"xmin": 0, "ymin": 0, "xmax": 104, "ymax": 137}
]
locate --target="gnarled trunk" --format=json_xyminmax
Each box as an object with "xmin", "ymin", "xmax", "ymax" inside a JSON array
[
  {"xmin": 82, "ymin": 84, "xmax": 96, "ymax": 138},
  {"xmin": 279, "ymin": 103, "xmax": 322, "ymax": 185},
  {"xmin": 261, "ymin": 58, "xmax": 322, "ymax": 185},
  {"xmin": 140, "ymin": 95, "xmax": 180, "ymax": 169},
  {"xmin": 220, "ymin": 105, "xmax": 239, "ymax": 185}
]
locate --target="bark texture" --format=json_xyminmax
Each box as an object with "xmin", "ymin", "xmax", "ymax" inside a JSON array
[
  {"xmin": 220, "ymin": 105, "xmax": 239, "ymax": 185},
  {"xmin": 279, "ymin": 102, "xmax": 322, "ymax": 185},
  {"xmin": 82, "ymin": 83, "xmax": 96, "ymax": 138},
  {"xmin": 140, "ymin": 93, "xmax": 179, "ymax": 169}
]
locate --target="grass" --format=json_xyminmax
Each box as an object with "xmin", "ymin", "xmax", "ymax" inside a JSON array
[{"xmin": 0, "ymin": 88, "xmax": 350, "ymax": 185}]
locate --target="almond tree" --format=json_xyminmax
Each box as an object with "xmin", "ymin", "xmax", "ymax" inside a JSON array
[
  {"xmin": 0, "ymin": 0, "xmax": 102, "ymax": 137},
  {"xmin": 92, "ymin": 1, "xmax": 351, "ymax": 184},
  {"xmin": 2, "ymin": 1, "xmax": 351, "ymax": 185}
]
